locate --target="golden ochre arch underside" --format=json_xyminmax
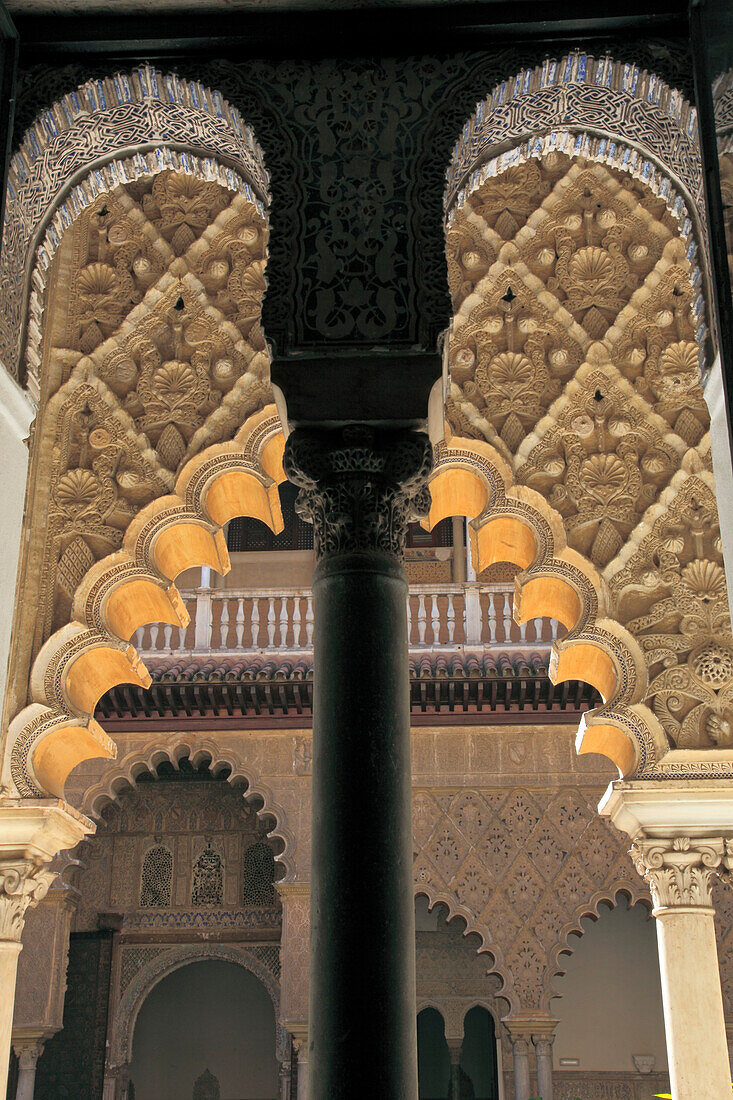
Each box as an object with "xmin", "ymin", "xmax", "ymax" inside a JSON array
[{"xmin": 5, "ymin": 410, "xmax": 671, "ymax": 801}]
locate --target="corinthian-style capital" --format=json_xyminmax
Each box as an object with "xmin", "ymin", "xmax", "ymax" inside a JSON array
[
  {"xmin": 283, "ymin": 425, "xmax": 433, "ymax": 560},
  {"xmin": 0, "ymin": 862, "xmax": 56, "ymax": 943},
  {"xmin": 630, "ymin": 836, "xmax": 732, "ymax": 910}
]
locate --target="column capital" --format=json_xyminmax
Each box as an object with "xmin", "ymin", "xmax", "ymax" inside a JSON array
[
  {"xmin": 630, "ymin": 835, "xmax": 733, "ymax": 910},
  {"xmin": 12, "ymin": 1035, "xmax": 45, "ymax": 1069},
  {"xmin": 283, "ymin": 425, "xmax": 432, "ymax": 560},
  {"xmin": 0, "ymin": 800, "xmax": 92, "ymax": 942},
  {"xmin": 0, "ymin": 862, "xmax": 55, "ymax": 943}
]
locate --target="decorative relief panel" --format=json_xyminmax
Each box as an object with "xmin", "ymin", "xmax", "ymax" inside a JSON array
[
  {"xmin": 447, "ymin": 137, "xmax": 733, "ymax": 755},
  {"xmin": 606, "ymin": 467, "xmax": 733, "ymax": 750},
  {"xmin": 71, "ymin": 779, "xmax": 281, "ymax": 932},
  {"xmin": 21, "ymin": 168, "xmax": 270, "ymax": 661},
  {"xmin": 412, "ymin": 786, "xmax": 648, "ymax": 1013}
]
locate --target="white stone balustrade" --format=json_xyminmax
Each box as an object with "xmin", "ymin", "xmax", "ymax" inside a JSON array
[{"xmin": 132, "ymin": 584, "xmax": 560, "ymax": 656}]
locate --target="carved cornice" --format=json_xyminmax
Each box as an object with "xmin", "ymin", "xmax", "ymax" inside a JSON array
[
  {"xmin": 0, "ymin": 863, "xmax": 56, "ymax": 943},
  {"xmin": 630, "ymin": 836, "xmax": 733, "ymax": 910},
  {"xmin": 283, "ymin": 426, "xmax": 433, "ymax": 561}
]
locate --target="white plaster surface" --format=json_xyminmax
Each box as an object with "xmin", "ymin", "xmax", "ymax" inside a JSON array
[
  {"xmin": 0, "ymin": 367, "xmax": 33, "ymax": 721},
  {"xmin": 705, "ymin": 354, "xmax": 733, "ymax": 618},
  {"xmin": 552, "ymin": 902, "xmax": 668, "ymax": 1073}
]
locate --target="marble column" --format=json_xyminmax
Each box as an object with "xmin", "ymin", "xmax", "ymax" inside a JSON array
[
  {"xmin": 532, "ymin": 1032, "xmax": 554, "ymax": 1100},
  {"xmin": 0, "ymin": 802, "xmax": 91, "ymax": 1099},
  {"xmin": 510, "ymin": 1035, "xmax": 531, "ymax": 1100},
  {"xmin": 285, "ymin": 426, "xmax": 431, "ymax": 1100},
  {"xmin": 632, "ymin": 836, "xmax": 732, "ymax": 1100},
  {"xmin": 0, "ymin": 863, "xmax": 55, "ymax": 1098},
  {"xmin": 293, "ymin": 1033, "xmax": 309, "ymax": 1100},
  {"xmin": 12, "ymin": 1035, "xmax": 44, "ymax": 1100}
]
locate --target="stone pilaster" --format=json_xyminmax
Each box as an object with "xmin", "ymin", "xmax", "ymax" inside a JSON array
[{"xmin": 0, "ymin": 799, "xmax": 93, "ymax": 1098}]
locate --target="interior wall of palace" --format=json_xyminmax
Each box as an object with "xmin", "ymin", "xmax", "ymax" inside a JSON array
[{"xmin": 11, "ymin": 720, "xmax": 712, "ymax": 1097}]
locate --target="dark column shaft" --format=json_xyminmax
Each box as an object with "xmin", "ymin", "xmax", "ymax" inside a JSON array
[
  {"xmin": 284, "ymin": 425, "xmax": 432, "ymax": 1100},
  {"xmin": 312, "ymin": 550, "xmax": 415, "ymax": 1097}
]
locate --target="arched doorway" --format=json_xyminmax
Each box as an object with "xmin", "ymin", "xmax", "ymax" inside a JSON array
[
  {"xmin": 417, "ymin": 1007, "xmax": 450, "ymax": 1099},
  {"xmin": 128, "ymin": 959, "xmax": 279, "ymax": 1100},
  {"xmin": 417, "ymin": 1005, "xmax": 500, "ymax": 1100},
  {"xmin": 552, "ymin": 899, "xmax": 669, "ymax": 1091}
]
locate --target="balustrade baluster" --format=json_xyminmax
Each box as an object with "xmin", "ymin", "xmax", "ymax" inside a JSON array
[
  {"xmin": 280, "ymin": 597, "xmax": 290, "ymax": 647},
  {"xmin": 305, "ymin": 596, "xmax": 314, "ymax": 647},
  {"xmin": 503, "ymin": 596, "xmax": 513, "ymax": 644},
  {"xmin": 446, "ymin": 595, "xmax": 456, "ymax": 645},
  {"xmin": 251, "ymin": 598, "xmax": 260, "ymax": 648},
  {"xmin": 534, "ymin": 616, "xmax": 543, "ymax": 643},
  {"xmin": 293, "ymin": 597, "xmax": 303, "ymax": 647},
  {"xmin": 149, "ymin": 623, "xmax": 159, "ymax": 650},
  {"xmin": 487, "ymin": 591, "xmax": 497, "ymax": 643},
  {"xmin": 417, "ymin": 595, "xmax": 427, "ymax": 645},
  {"xmin": 518, "ymin": 616, "xmax": 528, "ymax": 642},
  {"xmin": 430, "ymin": 596, "xmax": 441, "ymax": 645},
  {"xmin": 133, "ymin": 626, "xmax": 145, "ymax": 650},
  {"xmin": 406, "ymin": 595, "xmax": 413, "ymax": 645},
  {"xmin": 267, "ymin": 598, "xmax": 277, "ymax": 646},
  {"xmin": 235, "ymin": 599, "xmax": 246, "ymax": 648},
  {"xmin": 220, "ymin": 601, "xmax": 230, "ymax": 649}
]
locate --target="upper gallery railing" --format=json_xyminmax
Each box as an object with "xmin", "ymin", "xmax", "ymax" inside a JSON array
[{"xmin": 132, "ymin": 584, "xmax": 560, "ymax": 656}]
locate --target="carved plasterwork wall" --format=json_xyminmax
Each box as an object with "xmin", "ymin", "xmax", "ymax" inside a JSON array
[
  {"xmin": 29, "ymin": 175, "xmax": 269, "ymax": 654},
  {"xmin": 412, "ymin": 785, "xmax": 647, "ymax": 1015},
  {"xmin": 70, "ymin": 777, "xmax": 281, "ymax": 932},
  {"xmin": 441, "ymin": 68, "xmax": 733, "ymax": 769}
]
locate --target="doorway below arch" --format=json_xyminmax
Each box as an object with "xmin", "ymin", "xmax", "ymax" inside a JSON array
[
  {"xmin": 128, "ymin": 959, "xmax": 279, "ymax": 1100},
  {"xmin": 417, "ymin": 1004, "xmax": 499, "ymax": 1099}
]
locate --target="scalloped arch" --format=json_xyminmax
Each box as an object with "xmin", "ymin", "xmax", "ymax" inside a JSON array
[
  {"xmin": 4, "ymin": 405, "xmax": 287, "ymax": 802},
  {"xmin": 78, "ymin": 734, "xmax": 297, "ymax": 882},
  {"xmin": 424, "ymin": 435, "xmax": 668, "ymax": 778},
  {"xmin": 544, "ymin": 885, "xmax": 652, "ymax": 1014},
  {"xmin": 414, "ymin": 883, "xmax": 516, "ymax": 1014},
  {"xmin": 0, "ymin": 65, "xmax": 269, "ymax": 392}
]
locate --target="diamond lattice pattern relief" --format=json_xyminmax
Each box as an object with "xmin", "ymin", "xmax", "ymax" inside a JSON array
[{"xmin": 413, "ymin": 785, "xmax": 646, "ymax": 1013}]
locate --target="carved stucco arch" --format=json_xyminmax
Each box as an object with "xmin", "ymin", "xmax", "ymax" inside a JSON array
[
  {"xmin": 544, "ymin": 885, "xmax": 653, "ymax": 1016},
  {"xmin": 425, "ymin": 435, "xmax": 665, "ymax": 778},
  {"xmin": 4, "ymin": 404, "xmax": 287, "ymax": 802},
  {"xmin": 415, "ymin": 884, "xmax": 517, "ymax": 1016},
  {"xmin": 443, "ymin": 60, "xmax": 715, "ymax": 388},
  {"xmin": 78, "ymin": 733, "xmax": 297, "ymax": 881},
  {"xmin": 446, "ymin": 52, "xmax": 713, "ymax": 371},
  {"xmin": 109, "ymin": 942, "xmax": 288, "ymax": 1068},
  {"xmin": 1, "ymin": 65, "xmax": 269, "ymax": 393}
]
